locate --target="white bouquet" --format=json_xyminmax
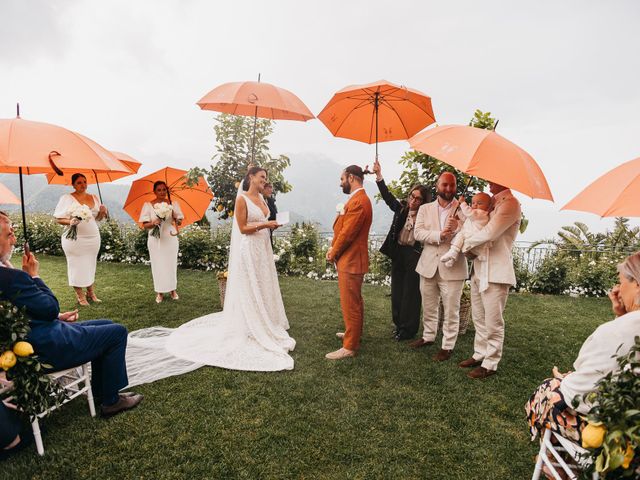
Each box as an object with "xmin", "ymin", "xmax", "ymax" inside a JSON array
[
  {"xmin": 64, "ymin": 204, "xmax": 93, "ymax": 240},
  {"xmin": 150, "ymin": 202, "xmax": 173, "ymax": 238}
]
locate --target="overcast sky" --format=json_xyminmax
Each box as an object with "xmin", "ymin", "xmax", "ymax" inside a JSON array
[{"xmin": 1, "ymin": 0, "xmax": 639, "ymax": 240}]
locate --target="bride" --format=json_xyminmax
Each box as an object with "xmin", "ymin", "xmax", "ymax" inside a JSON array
[{"xmin": 125, "ymin": 167, "xmax": 296, "ymax": 386}]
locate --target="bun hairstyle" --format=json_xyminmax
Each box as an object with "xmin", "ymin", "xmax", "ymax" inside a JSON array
[
  {"xmin": 71, "ymin": 173, "xmax": 87, "ymax": 185},
  {"xmin": 344, "ymin": 165, "xmax": 364, "ymax": 181},
  {"xmin": 242, "ymin": 166, "xmax": 267, "ymax": 191}
]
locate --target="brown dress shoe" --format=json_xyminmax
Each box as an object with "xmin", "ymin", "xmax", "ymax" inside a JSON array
[
  {"xmin": 432, "ymin": 349, "xmax": 452, "ymax": 362},
  {"xmin": 458, "ymin": 357, "xmax": 482, "ymax": 368},
  {"xmin": 467, "ymin": 366, "xmax": 496, "ymax": 380},
  {"xmin": 408, "ymin": 338, "xmax": 434, "ymax": 349},
  {"xmin": 101, "ymin": 392, "xmax": 144, "ymax": 418}
]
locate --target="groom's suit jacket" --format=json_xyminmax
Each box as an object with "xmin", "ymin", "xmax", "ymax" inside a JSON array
[{"xmin": 331, "ymin": 189, "xmax": 373, "ymax": 274}]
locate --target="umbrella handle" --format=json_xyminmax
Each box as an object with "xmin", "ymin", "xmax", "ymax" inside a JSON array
[{"xmin": 48, "ymin": 151, "xmax": 64, "ymax": 176}]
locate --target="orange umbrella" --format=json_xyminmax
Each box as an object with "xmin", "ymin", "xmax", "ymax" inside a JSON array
[
  {"xmin": 0, "ymin": 183, "xmax": 20, "ymax": 205},
  {"xmin": 0, "ymin": 108, "xmax": 133, "ymax": 241},
  {"xmin": 123, "ymin": 167, "xmax": 213, "ymax": 229},
  {"xmin": 318, "ymin": 80, "xmax": 436, "ymax": 159},
  {"xmin": 409, "ymin": 124, "xmax": 553, "ymax": 201},
  {"xmin": 562, "ymin": 156, "xmax": 640, "ymax": 217},
  {"xmin": 46, "ymin": 149, "xmax": 141, "ymax": 186},
  {"xmin": 197, "ymin": 76, "xmax": 314, "ymax": 161}
]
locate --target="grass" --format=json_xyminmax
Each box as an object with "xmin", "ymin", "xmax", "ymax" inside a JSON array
[{"xmin": 3, "ymin": 256, "xmax": 611, "ymax": 479}]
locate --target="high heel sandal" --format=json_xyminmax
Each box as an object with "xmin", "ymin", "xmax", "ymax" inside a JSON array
[
  {"xmin": 76, "ymin": 292, "xmax": 90, "ymax": 306},
  {"xmin": 86, "ymin": 289, "xmax": 102, "ymax": 303},
  {"xmin": 170, "ymin": 291, "xmax": 179, "ymax": 301},
  {"xmin": 155, "ymin": 294, "xmax": 163, "ymax": 304}
]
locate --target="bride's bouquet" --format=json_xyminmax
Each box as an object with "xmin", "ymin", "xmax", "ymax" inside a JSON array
[
  {"xmin": 150, "ymin": 202, "xmax": 173, "ymax": 238},
  {"xmin": 64, "ymin": 204, "xmax": 93, "ymax": 240}
]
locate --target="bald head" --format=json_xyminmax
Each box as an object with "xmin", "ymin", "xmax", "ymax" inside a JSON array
[{"xmin": 436, "ymin": 172, "xmax": 457, "ymax": 203}]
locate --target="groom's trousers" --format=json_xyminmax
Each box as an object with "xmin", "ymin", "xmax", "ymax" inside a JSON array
[{"xmin": 338, "ymin": 271, "xmax": 364, "ymax": 351}]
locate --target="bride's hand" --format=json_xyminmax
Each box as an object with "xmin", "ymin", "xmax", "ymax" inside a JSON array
[{"xmin": 265, "ymin": 221, "xmax": 280, "ymax": 230}]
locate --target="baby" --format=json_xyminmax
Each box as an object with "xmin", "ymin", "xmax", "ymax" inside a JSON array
[{"xmin": 440, "ymin": 192, "xmax": 492, "ymax": 272}]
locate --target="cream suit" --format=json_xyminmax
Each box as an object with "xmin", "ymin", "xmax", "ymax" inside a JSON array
[
  {"xmin": 414, "ymin": 199, "xmax": 468, "ymax": 350},
  {"xmin": 463, "ymin": 189, "xmax": 521, "ymax": 371}
]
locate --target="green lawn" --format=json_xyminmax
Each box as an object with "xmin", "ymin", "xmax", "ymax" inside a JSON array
[{"xmin": 3, "ymin": 256, "xmax": 611, "ymax": 479}]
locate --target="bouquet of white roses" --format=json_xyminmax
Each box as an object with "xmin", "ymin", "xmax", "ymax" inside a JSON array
[
  {"xmin": 64, "ymin": 204, "xmax": 93, "ymax": 240},
  {"xmin": 150, "ymin": 202, "xmax": 173, "ymax": 238}
]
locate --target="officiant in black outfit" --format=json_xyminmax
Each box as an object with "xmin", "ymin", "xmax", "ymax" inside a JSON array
[
  {"xmin": 264, "ymin": 182, "xmax": 277, "ymax": 247},
  {"xmin": 371, "ymin": 159, "xmax": 430, "ymax": 341}
]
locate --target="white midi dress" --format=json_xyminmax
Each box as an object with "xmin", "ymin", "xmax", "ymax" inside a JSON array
[
  {"xmin": 139, "ymin": 201, "xmax": 184, "ymax": 293},
  {"xmin": 54, "ymin": 193, "xmax": 102, "ymax": 288}
]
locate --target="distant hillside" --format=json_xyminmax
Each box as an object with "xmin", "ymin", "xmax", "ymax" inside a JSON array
[{"xmin": 0, "ymin": 154, "xmax": 394, "ymax": 234}]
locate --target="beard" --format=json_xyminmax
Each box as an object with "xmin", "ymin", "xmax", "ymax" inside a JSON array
[
  {"xmin": 437, "ymin": 190, "xmax": 454, "ymax": 201},
  {"xmin": 342, "ymin": 184, "xmax": 351, "ymax": 195},
  {"xmin": 1, "ymin": 246, "xmax": 14, "ymax": 265}
]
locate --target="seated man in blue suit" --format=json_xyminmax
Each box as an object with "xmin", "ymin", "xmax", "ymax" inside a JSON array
[{"xmin": 0, "ymin": 212, "xmax": 142, "ymax": 418}]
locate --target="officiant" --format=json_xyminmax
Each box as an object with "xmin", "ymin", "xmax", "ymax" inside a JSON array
[
  {"xmin": 263, "ymin": 182, "xmax": 277, "ymax": 247},
  {"xmin": 371, "ymin": 159, "xmax": 430, "ymax": 341}
]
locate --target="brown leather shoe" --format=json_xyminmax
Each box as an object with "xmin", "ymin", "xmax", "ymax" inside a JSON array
[
  {"xmin": 458, "ymin": 357, "xmax": 482, "ymax": 368},
  {"xmin": 408, "ymin": 338, "xmax": 434, "ymax": 349},
  {"xmin": 432, "ymin": 349, "xmax": 452, "ymax": 362},
  {"xmin": 101, "ymin": 392, "xmax": 144, "ymax": 418},
  {"xmin": 467, "ymin": 366, "xmax": 496, "ymax": 380}
]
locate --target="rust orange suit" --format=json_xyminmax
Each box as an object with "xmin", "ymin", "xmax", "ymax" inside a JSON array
[{"xmin": 331, "ymin": 189, "xmax": 373, "ymax": 351}]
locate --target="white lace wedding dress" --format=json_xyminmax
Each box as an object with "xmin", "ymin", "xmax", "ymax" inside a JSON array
[{"xmin": 125, "ymin": 192, "xmax": 296, "ymax": 387}]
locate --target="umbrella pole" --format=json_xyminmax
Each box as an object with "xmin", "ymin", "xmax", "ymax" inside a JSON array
[
  {"xmin": 250, "ymin": 73, "xmax": 261, "ymax": 166},
  {"xmin": 18, "ymin": 167, "xmax": 28, "ymax": 246},
  {"xmin": 374, "ymin": 92, "xmax": 379, "ymax": 161},
  {"xmin": 92, "ymin": 170, "xmax": 109, "ymax": 220}
]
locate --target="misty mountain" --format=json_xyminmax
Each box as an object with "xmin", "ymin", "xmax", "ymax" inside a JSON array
[{"xmin": 0, "ymin": 155, "xmax": 394, "ymax": 235}]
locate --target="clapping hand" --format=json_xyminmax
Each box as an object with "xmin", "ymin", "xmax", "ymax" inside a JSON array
[
  {"xmin": 609, "ymin": 284, "xmax": 626, "ymax": 317},
  {"xmin": 59, "ymin": 310, "xmax": 79, "ymax": 323}
]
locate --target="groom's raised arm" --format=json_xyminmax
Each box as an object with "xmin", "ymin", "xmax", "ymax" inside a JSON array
[{"xmin": 331, "ymin": 200, "xmax": 366, "ymax": 260}]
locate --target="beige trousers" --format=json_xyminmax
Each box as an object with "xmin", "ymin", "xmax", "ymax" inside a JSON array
[
  {"xmin": 470, "ymin": 274, "xmax": 510, "ymax": 371},
  {"xmin": 419, "ymin": 271, "xmax": 464, "ymax": 350}
]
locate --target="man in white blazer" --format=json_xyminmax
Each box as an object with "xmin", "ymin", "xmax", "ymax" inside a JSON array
[
  {"xmin": 458, "ymin": 182, "xmax": 521, "ymax": 379},
  {"xmin": 411, "ymin": 172, "xmax": 468, "ymax": 361}
]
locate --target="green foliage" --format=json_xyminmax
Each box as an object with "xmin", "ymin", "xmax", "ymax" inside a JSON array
[
  {"xmin": 567, "ymin": 252, "xmax": 625, "ymax": 298},
  {"xmin": 0, "ymin": 301, "xmax": 66, "ymax": 419},
  {"xmin": 529, "ymin": 252, "xmax": 572, "ymax": 295},
  {"xmin": 386, "ymin": 110, "xmax": 494, "ymax": 201},
  {"xmin": 11, "ymin": 213, "xmax": 64, "ymax": 256},
  {"xmin": 98, "ymin": 218, "xmax": 129, "ymax": 262},
  {"xmin": 188, "ymin": 113, "xmax": 291, "ymax": 219},
  {"xmin": 577, "ymin": 337, "xmax": 640, "ymax": 478}
]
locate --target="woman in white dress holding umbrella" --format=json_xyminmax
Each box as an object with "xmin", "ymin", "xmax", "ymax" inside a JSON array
[
  {"xmin": 139, "ymin": 181, "xmax": 184, "ymax": 303},
  {"xmin": 54, "ymin": 173, "xmax": 108, "ymax": 306}
]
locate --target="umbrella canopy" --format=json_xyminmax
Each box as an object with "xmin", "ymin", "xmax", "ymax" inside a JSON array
[
  {"xmin": 45, "ymin": 148, "xmax": 141, "ymax": 186},
  {"xmin": 123, "ymin": 167, "xmax": 213, "ymax": 228},
  {"xmin": 0, "ymin": 117, "xmax": 122, "ymax": 174},
  {"xmin": 0, "ymin": 114, "xmax": 134, "ymax": 242},
  {"xmin": 408, "ymin": 125, "xmax": 553, "ymax": 201},
  {"xmin": 0, "ymin": 183, "xmax": 20, "ymax": 205},
  {"xmin": 197, "ymin": 80, "xmax": 314, "ymax": 121},
  {"xmin": 318, "ymin": 80, "xmax": 436, "ymax": 158},
  {"xmin": 562, "ymin": 156, "xmax": 640, "ymax": 217}
]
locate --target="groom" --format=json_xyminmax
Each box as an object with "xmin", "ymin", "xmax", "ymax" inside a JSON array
[{"xmin": 325, "ymin": 165, "xmax": 373, "ymax": 360}]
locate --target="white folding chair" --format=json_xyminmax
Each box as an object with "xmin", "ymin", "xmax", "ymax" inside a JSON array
[
  {"xmin": 1, "ymin": 362, "xmax": 96, "ymax": 455},
  {"xmin": 532, "ymin": 428, "xmax": 599, "ymax": 480}
]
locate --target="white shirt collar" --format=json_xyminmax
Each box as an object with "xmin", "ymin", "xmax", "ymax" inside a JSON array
[{"xmin": 350, "ymin": 187, "xmax": 364, "ymax": 197}]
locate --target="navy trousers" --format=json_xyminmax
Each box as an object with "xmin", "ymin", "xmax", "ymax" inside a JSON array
[
  {"xmin": 27, "ymin": 319, "xmax": 128, "ymax": 406},
  {"xmin": 0, "ymin": 403, "xmax": 21, "ymax": 449}
]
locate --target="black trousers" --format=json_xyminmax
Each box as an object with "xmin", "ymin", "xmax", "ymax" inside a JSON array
[
  {"xmin": 390, "ymin": 245, "xmax": 422, "ymax": 338},
  {"xmin": 0, "ymin": 402, "xmax": 21, "ymax": 449}
]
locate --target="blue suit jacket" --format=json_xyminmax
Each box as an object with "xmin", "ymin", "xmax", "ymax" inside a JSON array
[{"xmin": 0, "ymin": 266, "xmax": 75, "ymax": 366}]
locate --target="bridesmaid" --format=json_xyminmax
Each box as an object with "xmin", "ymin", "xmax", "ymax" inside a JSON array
[
  {"xmin": 139, "ymin": 181, "xmax": 184, "ymax": 303},
  {"xmin": 54, "ymin": 173, "xmax": 108, "ymax": 306}
]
